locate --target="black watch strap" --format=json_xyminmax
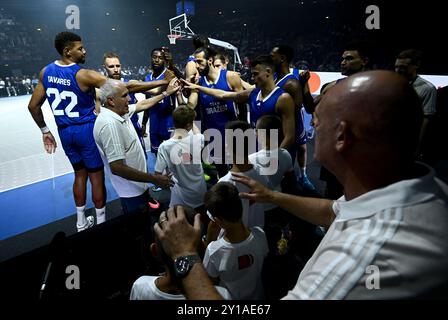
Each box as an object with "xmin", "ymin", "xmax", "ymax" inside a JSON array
[{"xmin": 174, "ymin": 254, "xmax": 201, "ymax": 278}]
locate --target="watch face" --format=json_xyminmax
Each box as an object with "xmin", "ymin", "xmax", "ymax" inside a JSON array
[{"xmin": 175, "ymin": 257, "xmax": 190, "ymax": 276}]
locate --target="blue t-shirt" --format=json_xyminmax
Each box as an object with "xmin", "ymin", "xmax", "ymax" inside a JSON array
[
  {"xmin": 248, "ymin": 86, "xmax": 284, "ymax": 127},
  {"xmin": 145, "ymin": 68, "xmax": 174, "ymax": 132},
  {"xmin": 198, "ymin": 69, "xmax": 237, "ymax": 135},
  {"xmin": 42, "ymin": 61, "xmax": 96, "ymax": 128}
]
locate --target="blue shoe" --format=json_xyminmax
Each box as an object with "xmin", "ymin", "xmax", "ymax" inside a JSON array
[{"xmin": 298, "ymin": 175, "xmax": 316, "ymax": 191}]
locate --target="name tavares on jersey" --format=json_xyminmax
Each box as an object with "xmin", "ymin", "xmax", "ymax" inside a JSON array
[{"xmin": 47, "ymin": 76, "xmax": 71, "ymax": 86}]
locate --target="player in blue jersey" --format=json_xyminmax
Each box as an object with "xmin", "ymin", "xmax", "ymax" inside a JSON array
[
  {"xmin": 185, "ymin": 35, "xmax": 211, "ymax": 83},
  {"xmin": 186, "ymin": 47, "xmax": 244, "ymax": 178},
  {"xmin": 182, "ymin": 55, "xmax": 295, "ymax": 154},
  {"xmin": 28, "ymin": 32, "xmax": 172, "ymax": 232},
  {"xmin": 141, "ymin": 48, "xmax": 177, "ymax": 156},
  {"xmin": 271, "ymin": 45, "xmax": 316, "ymax": 191}
]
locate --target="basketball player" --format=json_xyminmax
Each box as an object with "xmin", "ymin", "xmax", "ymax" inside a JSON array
[
  {"xmin": 28, "ymin": 32, "xmax": 170, "ymax": 231},
  {"xmin": 185, "ymin": 34, "xmax": 210, "ymax": 82},
  {"xmin": 141, "ymin": 48, "xmax": 176, "ymax": 156},
  {"xmin": 271, "ymin": 45, "xmax": 315, "ymax": 190},
  {"xmin": 186, "ymin": 47, "xmax": 244, "ymax": 178},
  {"xmin": 182, "ymin": 55, "xmax": 295, "ymax": 152}
]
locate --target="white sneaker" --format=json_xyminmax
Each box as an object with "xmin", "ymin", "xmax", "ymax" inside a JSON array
[{"xmin": 77, "ymin": 216, "xmax": 95, "ymax": 232}]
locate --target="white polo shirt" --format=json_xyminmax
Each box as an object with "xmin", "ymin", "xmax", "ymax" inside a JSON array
[
  {"xmin": 283, "ymin": 164, "xmax": 448, "ymax": 299},
  {"xmin": 93, "ymin": 105, "xmax": 148, "ymax": 198}
]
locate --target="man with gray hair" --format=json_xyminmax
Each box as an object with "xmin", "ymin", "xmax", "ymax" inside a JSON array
[{"xmin": 93, "ymin": 78, "xmax": 180, "ymax": 216}]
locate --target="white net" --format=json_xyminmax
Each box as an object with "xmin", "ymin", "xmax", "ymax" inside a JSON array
[{"xmin": 168, "ymin": 35, "xmax": 180, "ymax": 45}]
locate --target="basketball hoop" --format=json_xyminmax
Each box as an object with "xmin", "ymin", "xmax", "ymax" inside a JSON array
[{"xmin": 167, "ymin": 34, "xmax": 181, "ymax": 45}]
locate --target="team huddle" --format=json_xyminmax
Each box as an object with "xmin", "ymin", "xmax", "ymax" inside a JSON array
[
  {"xmin": 27, "ymin": 31, "xmax": 448, "ymax": 300},
  {"xmin": 28, "ymin": 31, "xmax": 315, "ymax": 229}
]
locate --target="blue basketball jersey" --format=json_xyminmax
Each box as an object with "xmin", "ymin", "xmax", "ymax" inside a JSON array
[
  {"xmin": 274, "ymin": 69, "xmax": 302, "ymax": 83},
  {"xmin": 145, "ymin": 68, "xmax": 174, "ymax": 132},
  {"xmin": 122, "ymin": 78, "xmax": 139, "ymax": 127},
  {"xmin": 248, "ymin": 86, "xmax": 284, "ymax": 127},
  {"xmin": 291, "ymin": 68, "xmax": 302, "ymax": 81},
  {"xmin": 42, "ymin": 61, "xmax": 96, "ymax": 128},
  {"xmin": 275, "ymin": 72, "xmax": 297, "ymax": 89},
  {"xmin": 275, "ymin": 72, "xmax": 306, "ymax": 141},
  {"xmin": 198, "ymin": 69, "xmax": 237, "ymax": 135}
]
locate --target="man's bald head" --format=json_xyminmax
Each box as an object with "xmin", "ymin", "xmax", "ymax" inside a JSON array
[{"xmin": 316, "ymin": 70, "xmax": 422, "ymax": 169}]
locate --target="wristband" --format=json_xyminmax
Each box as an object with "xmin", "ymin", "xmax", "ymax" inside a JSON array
[{"xmin": 40, "ymin": 126, "xmax": 50, "ymax": 134}]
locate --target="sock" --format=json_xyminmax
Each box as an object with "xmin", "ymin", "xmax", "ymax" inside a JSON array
[
  {"xmin": 96, "ymin": 207, "xmax": 106, "ymax": 224},
  {"xmin": 299, "ymin": 167, "xmax": 307, "ymax": 178},
  {"xmin": 76, "ymin": 206, "xmax": 86, "ymax": 225}
]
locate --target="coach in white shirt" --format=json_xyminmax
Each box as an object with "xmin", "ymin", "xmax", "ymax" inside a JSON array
[{"xmin": 93, "ymin": 79, "xmax": 178, "ymax": 215}]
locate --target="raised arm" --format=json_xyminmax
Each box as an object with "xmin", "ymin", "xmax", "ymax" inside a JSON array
[
  {"xmin": 126, "ymin": 78, "xmax": 169, "ymax": 94},
  {"xmin": 162, "ymin": 48, "xmax": 184, "ymax": 79},
  {"xmin": 76, "ymin": 69, "xmax": 107, "ymax": 92},
  {"xmin": 185, "ymin": 60, "xmax": 198, "ymax": 83},
  {"xmin": 276, "ymin": 93, "xmax": 296, "ymax": 150},
  {"xmin": 232, "ymin": 173, "xmax": 335, "ymax": 228},
  {"xmin": 227, "ymin": 71, "xmax": 248, "ymax": 120},
  {"xmin": 28, "ymin": 67, "xmax": 57, "ymax": 154},
  {"xmin": 181, "ymin": 78, "xmax": 252, "ymax": 104},
  {"xmin": 298, "ymin": 70, "xmax": 316, "ymax": 114},
  {"xmin": 134, "ymin": 78, "xmax": 180, "ymax": 113}
]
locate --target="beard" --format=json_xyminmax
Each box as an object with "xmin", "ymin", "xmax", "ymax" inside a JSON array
[
  {"xmin": 198, "ymin": 64, "xmax": 209, "ymax": 77},
  {"xmin": 152, "ymin": 64, "xmax": 165, "ymax": 74},
  {"xmin": 110, "ymin": 73, "xmax": 121, "ymax": 80}
]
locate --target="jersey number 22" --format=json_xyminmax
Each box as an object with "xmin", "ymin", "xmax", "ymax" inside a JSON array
[{"xmin": 46, "ymin": 88, "xmax": 79, "ymax": 118}]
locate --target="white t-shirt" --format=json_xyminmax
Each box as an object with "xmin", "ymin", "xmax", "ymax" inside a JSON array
[
  {"xmin": 219, "ymin": 167, "xmax": 269, "ymax": 228},
  {"xmin": 203, "ymin": 226, "xmax": 269, "ymax": 300},
  {"xmin": 130, "ymin": 275, "xmax": 232, "ymax": 300},
  {"xmin": 155, "ymin": 132, "xmax": 207, "ymax": 208},
  {"xmin": 93, "ymin": 105, "xmax": 148, "ymax": 198}
]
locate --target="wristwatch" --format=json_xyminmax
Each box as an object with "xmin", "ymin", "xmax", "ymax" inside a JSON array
[{"xmin": 174, "ymin": 254, "xmax": 201, "ymax": 278}]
